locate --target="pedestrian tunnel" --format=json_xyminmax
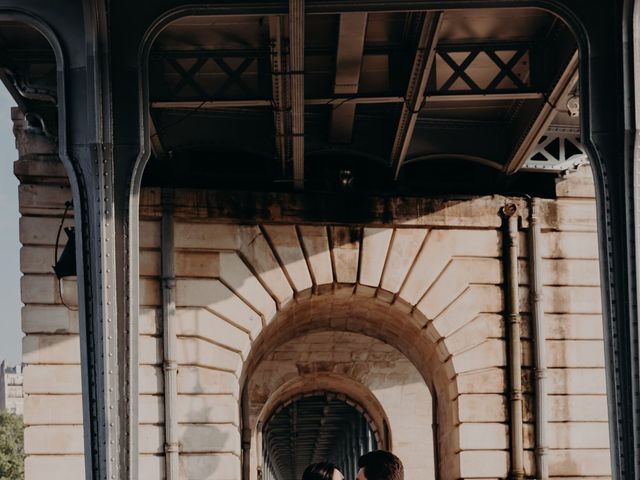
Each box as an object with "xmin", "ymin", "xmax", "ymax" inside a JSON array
[{"xmin": 261, "ymin": 393, "xmax": 378, "ymax": 480}]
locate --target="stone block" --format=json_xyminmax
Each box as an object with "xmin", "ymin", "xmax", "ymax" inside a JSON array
[
  {"xmin": 238, "ymin": 226, "xmax": 294, "ymax": 306},
  {"xmin": 140, "ymin": 454, "xmax": 164, "ymax": 479},
  {"xmin": 21, "ymin": 275, "xmax": 57, "ymax": 304},
  {"xmin": 176, "ymin": 279, "xmax": 262, "ymax": 339},
  {"xmin": 139, "ymin": 394, "xmax": 163, "ymax": 424},
  {"xmin": 359, "ymin": 228, "xmax": 393, "ymax": 287},
  {"xmin": 24, "ymin": 425, "xmax": 84, "ymax": 454},
  {"xmin": 541, "ymin": 231, "xmax": 598, "ymax": 259},
  {"xmin": 219, "ymin": 252, "xmax": 277, "ymax": 322},
  {"xmin": 177, "ymin": 337, "xmax": 243, "ymax": 375},
  {"xmin": 139, "ymin": 335, "xmax": 162, "ymax": 365},
  {"xmin": 179, "ymin": 424, "xmax": 241, "ymax": 454},
  {"xmin": 21, "ymin": 246, "xmax": 55, "ymax": 273},
  {"xmin": 174, "ymin": 222, "xmax": 239, "ymax": 250},
  {"xmin": 139, "ymin": 220, "xmax": 161, "ymax": 248},
  {"xmin": 177, "ymin": 394, "xmax": 239, "ymax": 424},
  {"xmin": 25, "ymin": 455, "xmax": 85, "ymax": 480},
  {"xmin": 139, "ymin": 308, "xmax": 161, "ymax": 335},
  {"xmin": 179, "ymin": 453, "xmax": 241, "ymax": 480},
  {"xmin": 548, "ymin": 449, "xmax": 611, "ymax": 476},
  {"xmin": 448, "ymin": 339, "xmax": 506, "ymax": 376},
  {"xmin": 380, "ymin": 228, "xmax": 427, "ymax": 293},
  {"xmin": 140, "ymin": 278, "xmax": 161, "ymax": 306},
  {"xmin": 176, "ymin": 308, "xmax": 251, "ymax": 360},
  {"xmin": 455, "ymin": 368, "xmax": 506, "ymax": 395},
  {"xmin": 458, "ymin": 423, "xmax": 508, "ymax": 450},
  {"xmin": 442, "ymin": 314, "xmax": 503, "ymax": 356},
  {"xmin": 331, "ymin": 226, "xmax": 360, "ymax": 284},
  {"xmin": 548, "ymin": 395, "xmax": 608, "ymax": 422},
  {"xmin": 545, "ymin": 314, "xmax": 604, "ymax": 340},
  {"xmin": 23, "ymin": 334, "xmax": 80, "ymax": 364},
  {"xmin": 19, "ymin": 184, "xmax": 72, "ymax": 215},
  {"xmin": 139, "ymin": 424, "xmax": 164, "ymax": 454},
  {"xmin": 24, "ymin": 394, "xmax": 83, "ymax": 425},
  {"xmin": 541, "ymin": 258, "xmax": 600, "ymax": 286},
  {"xmin": 424, "ymin": 285, "xmax": 503, "ymax": 339},
  {"xmin": 547, "ymin": 368, "xmax": 607, "ymax": 394},
  {"xmin": 456, "ymin": 394, "xmax": 507, "ymax": 423},
  {"xmin": 23, "ymin": 365, "xmax": 81, "ymax": 394},
  {"xmin": 299, "ymin": 225, "xmax": 333, "ymax": 285},
  {"xmin": 177, "ymin": 366, "xmax": 238, "ymax": 396},
  {"xmin": 548, "ymin": 422, "xmax": 610, "ymax": 449},
  {"xmin": 544, "ymin": 286, "xmax": 602, "ymax": 314},
  {"xmin": 175, "ymin": 251, "xmax": 220, "ymax": 278},
  {"xmin": 139, "ymin": 249, "xmax": 161, "ymax": 277},
  {"xmin": 546, "ymin": 340, "xmax": 605, "ymax": 368},
  {"xmin": 20, "ymin": 216, "xmax": 70, "ymax": 245},
  {"xmin": 22, "ymin": 305, "xmax": 78, "ymax": 333},
  {"xmin": 263, "ymin": 224, "xmax": 312, "ymax": 292},
  {"xmin": 458, "ymin": 450, "xmax": 508, "ymax": 478},
  {"xmin": 139, "ymin": 365, "xmax": 163, "ymax": 394}
]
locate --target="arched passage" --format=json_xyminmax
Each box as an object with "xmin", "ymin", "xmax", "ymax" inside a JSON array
[
  {"xmin": 245, "ymin": 328, "xmax": 438, "ymax": 480},
  {"xmin": 240, "ymin": 298, "xmax": 452, "ymax": 480},
  {"xmin": 261, "ymin": 393, "xmax": 378, "ymax": 480}
]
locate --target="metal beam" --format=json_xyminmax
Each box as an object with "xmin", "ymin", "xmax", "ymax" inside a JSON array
[
  {"xmin": 289, "ymin": 0, "xmax": 305, "ymax": 189},
  {"xmin": 150, "ymin": 91, "xmax": 542, "ymax": 110},
  {"xmin": 268, "ymin": 15, "xmax": 288, "ymax": 174},
  {"xmin": 329, "ymin": 12, "xmax": 368, "ymax": 144},
  {"xmin": 504, "ymin": 50, "xmax": 579, "ymax": 174},
  {"xmin": 148, "ymin": 114, "xmax": 168, "ymax": 160},
  {"xmin": 389, "ymin": 12, "xmax": 443, "ymax": 180}
]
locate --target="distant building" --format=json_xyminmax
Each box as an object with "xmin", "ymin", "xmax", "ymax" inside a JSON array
[{"xmin": 0, "ymin": 360, "xmax": 23, "ymax": 416}]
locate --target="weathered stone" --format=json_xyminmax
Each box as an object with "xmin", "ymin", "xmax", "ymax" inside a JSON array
[
  {"xmin": 298, "ymin": 225, "xmax": 333, "ymax": 285},
  {"xmin": 380, "ymin": 228, "xmax": 427, "ymax": 293},
  {"xmin": 359, "ymin": 228, "xmax": 393, "ymax": 287},
  {"xmin": 24, "ymin": 425, "xmax": 83, "ymax": 454},
  {"xmin": 262, "ymin": 224, "xmax": 312, "ymax": 292}
]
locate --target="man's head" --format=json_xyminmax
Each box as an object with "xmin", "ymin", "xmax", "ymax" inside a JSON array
[{"xmin": 356, "ymin": 450, "xmax": 403, "ymax": 480}]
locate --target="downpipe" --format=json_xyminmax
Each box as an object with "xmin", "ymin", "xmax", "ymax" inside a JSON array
[
  {"xmin": 502, "ymin": 204, "xmax": 525, "ymax": 480},
  {"xmin": 161, "ymin": 189, "xmax": 179, "ymax": 479},
  {"xmin": 528, "ymin": 198, "xmax": 549, "ymax": 480}
]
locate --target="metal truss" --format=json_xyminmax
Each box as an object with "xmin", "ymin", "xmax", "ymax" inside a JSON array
[
  {"xmin": 151, "ymin": 50, "xmax": 265, "ymax": 100},
  {"xmin": 521, "ymin": 129, "xmax": 589, "ymax": 172},
  {"xmin": 429, "ymin": 42, "xmax": 534, "ymax": 96}
]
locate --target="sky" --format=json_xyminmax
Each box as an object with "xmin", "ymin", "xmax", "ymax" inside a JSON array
[{"xmin": 0, "ymin": 86, "xmax": 20, "ymax": 365}]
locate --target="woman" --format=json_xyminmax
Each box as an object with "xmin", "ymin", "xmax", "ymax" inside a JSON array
[{"xmin": 302, "ymin": 462, "xmax": 344, "ymax": 480}]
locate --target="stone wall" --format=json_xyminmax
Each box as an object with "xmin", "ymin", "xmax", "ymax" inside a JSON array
[{"xmin": 14, "ymin": 112, "xmax": 610, "ymax": 480}]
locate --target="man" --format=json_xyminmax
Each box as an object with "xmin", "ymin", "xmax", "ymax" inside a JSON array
[{"xmin": 356, "ymin": 450, "xmax": 403, "ymax": 480}]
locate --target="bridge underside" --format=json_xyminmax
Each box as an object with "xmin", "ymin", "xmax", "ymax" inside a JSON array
[{"xmin": 0, "ymin": 1, "xmax": 637, "ymax": 480}]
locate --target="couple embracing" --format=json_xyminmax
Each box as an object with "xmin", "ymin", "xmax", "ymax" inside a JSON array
[{"xmin": 302, "ymin": 450, "xmax": 403, "ymax": 480}]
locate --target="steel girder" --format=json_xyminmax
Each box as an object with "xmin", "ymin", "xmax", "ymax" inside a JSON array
[{"xmin": 0, "ymin": 2, "xmax": 637, "ymax": 480}]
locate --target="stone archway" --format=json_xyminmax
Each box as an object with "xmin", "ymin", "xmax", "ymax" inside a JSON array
[
  {"xmin": 243, "ymin": 330, "xmax": 437, "ymax": 480},
  {"xmin": 141, "ymin": 219, "xmax": 511, "ymax": 479}
]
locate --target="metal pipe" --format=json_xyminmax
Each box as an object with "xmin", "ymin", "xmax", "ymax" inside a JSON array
[
  {"xmin": 161, "ymin": 189, "xmax": 179, "ymax": 479},
  {"xmin": 502, "ymin": 204, "xmax": 525, "ymax": 480},
  {"xmin": 528, "ymin": 198, "xmax": 549, "ymax": 480}
]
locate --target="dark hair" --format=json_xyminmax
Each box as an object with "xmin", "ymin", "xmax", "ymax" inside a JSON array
[
  {"xmin": 358, "ymin": 450, "xmax": 403, "ymax": 480},
  {"xmin": 302, "ymin": 462, "xmax": 339, "ymax": 480}
]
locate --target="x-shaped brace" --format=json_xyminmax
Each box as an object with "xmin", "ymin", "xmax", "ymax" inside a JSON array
[
  {"xmin": 484, "ymin": 49, "xmax": 528, "ymax": 91},
  {"xmin": 167, "ymin": 56, "xmax": 256, "ymax": 98}
]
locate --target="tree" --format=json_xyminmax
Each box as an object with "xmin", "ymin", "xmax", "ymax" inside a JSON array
[{"xmin": 0, "ymin": 411, "xmax": 23, "ymax": 480}]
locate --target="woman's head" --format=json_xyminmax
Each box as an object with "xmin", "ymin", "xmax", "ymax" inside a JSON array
[{"xmin": 302, "ymin": 462, "xmax": 344, "ymax": 480}]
